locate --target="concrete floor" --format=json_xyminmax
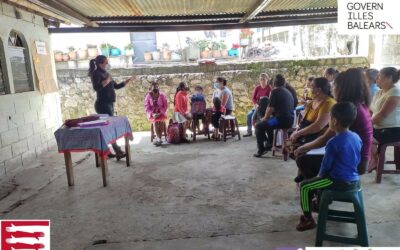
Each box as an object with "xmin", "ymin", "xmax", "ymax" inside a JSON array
[{"xmin": 0, "ymin": 130, "xmax": 399, "ymax": 250}]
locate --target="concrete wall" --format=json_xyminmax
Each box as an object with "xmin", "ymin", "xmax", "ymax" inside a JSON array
[
  {"xmin": 0, "ymin": 3, "xmax": 62, "ymax": 177},
  {"xmin": 56, "ymin": 57, "xmax": 369, "ymax": 131}
]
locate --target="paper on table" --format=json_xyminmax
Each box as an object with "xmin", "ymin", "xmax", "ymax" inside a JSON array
[
  {"xmin": 306, "ymin": 147, "xmax": 325, "ymax": 155},
  {"xmin": 78, "ymin": 120, "xmax": 109, "ymax": 127}
]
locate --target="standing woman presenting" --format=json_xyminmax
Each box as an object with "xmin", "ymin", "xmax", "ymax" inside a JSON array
[{"xmin": 88, "ymin": 55, "xmax": 135, "ymax": 159}]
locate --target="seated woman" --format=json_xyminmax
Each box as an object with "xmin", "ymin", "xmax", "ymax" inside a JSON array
[
  {"xmin": 173, "ymin": 82, "xmax": 192, "ymax": 143},
  {"xmin": 324, "ymin": 67, "xmax": 338, "ymax": 85},
  {"xmin": 244, "ymin": 73, "xmax": 272, "ymax": 137},
  {"xmin": 289, "ymin": 77, "xmax": 335, "ymax": 182},
  {"xmin": 294, "ymin": 68, "xmax": 372, "ymax": 179},
  {"xmin": 215, "ymin": 77, "xmax": 234, "ymax": 115},
  {"xmin": 370, "ymin": 67, "xmax": 400, "ymax": 166},
  {"xmin": 254, "ymin": 74, "xmax": 294, "ymax": 157},
  {"xmin": 144, "ymin": 81, "xmax": 168, "ymax": 147},
  {"xmin": 211, "ymin": 97, "xmax": 226, "ymax": 140},
  {"xmin": 300, "ymin": 76, "xmax": 315, "ymax": 104}
]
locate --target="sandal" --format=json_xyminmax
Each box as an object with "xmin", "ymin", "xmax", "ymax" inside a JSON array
[{"xmin": 296, "ymin": 216, "xmax": 316, "ymax": 231}]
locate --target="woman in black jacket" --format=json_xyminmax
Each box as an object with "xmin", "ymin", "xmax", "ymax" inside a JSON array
[{"xmin": 88, "ymin": 55, "xmax": 134, "ymax": 159}]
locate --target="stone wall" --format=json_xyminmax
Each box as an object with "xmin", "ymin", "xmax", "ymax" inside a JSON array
[{"xmin": 57, "ymin": 57, "xmax": 369, "ymax": 131}]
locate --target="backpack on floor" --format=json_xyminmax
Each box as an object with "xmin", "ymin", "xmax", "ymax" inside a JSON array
[{"xmin": 167, "ymin": 119, "xmax": 181, "ymax": 144}]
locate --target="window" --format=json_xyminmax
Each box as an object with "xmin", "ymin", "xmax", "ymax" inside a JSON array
[
  {"xmin": 0, "ymin": 38, "xmax": 9, "ymax": 95},
  {"xmin": 8, "ymin": 30, "xmax": 34, "ymax": 93}
]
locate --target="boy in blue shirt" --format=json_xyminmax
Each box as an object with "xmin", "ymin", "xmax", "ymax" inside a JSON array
[{"xmin": 296, "ymin": 102, "xmax": 362, "ymax": 231}]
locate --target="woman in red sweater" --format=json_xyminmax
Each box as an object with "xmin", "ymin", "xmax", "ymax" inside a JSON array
[
  {"xmin": 173, "ymin": 82, "xmax": 192, "ymax": 143},
  {"xmin": 243, "ymin": 73, "xmax": 272, "ymax": 137}
]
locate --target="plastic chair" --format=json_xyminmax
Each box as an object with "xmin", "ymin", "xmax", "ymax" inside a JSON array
[
  {"xmin": 190, "ymin": 101, "xmax": 209, "ymax": 141},
  {"xmin": 315, "ymin": 187, "xmax": 368, "ymax": 247}
]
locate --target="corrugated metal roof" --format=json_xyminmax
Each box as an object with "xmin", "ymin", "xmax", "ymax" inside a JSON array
[
  {"xmin": 263, "ymin": 0, "xmax": 336, "ymax": 12},
  {"xmin": 58, "ymin": 0, "xmax": 258, "ymax": 17},
  {"xmin": 45, "ymin": 0, "xmax": 338, "ymax": 32}
]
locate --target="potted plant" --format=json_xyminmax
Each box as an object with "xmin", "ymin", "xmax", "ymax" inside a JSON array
[
  {"xmin": 229, "ymin": 43, "xmax": 240, "ymax": 57},
  {"xmin": 67, "ymin": 46, "xmax": 77, "ymax": 60},
  {"xmin": 220, "ymin": 41, "xmax": 228, "ymax": 57},
  {"xmin": 171, "ymin": 49, "xmax": 182, "ymax": 60},
  {"xmin": 77, "ymin": 47, "xmax": 88, "ymax": 59},
  {"xmin": 144, "ymin": 50, "xmax": 152, "ymax": 61},
  {"xmin": 199, "ymin": 40, "xmax": 210, "ymax": 59},
  {"xmin": 124, "ymin": 43, "xmax": 134, "ymax": 56},
  {"xmin": 151, "ymin": 49, "xmax": 161, "ymax": 61},
  {"xmin": 162, "ymin": 43, "xmax": 171, "ymax": 60},
  {"xmin": 54, "ymin": 50, "xmax": 63, "ymax": 62},
  {"xmin": 87, "ymin": 44, "xmax": 98, "ymax": 58},
  {"xmin": 110, "ymin": 46, "xmax": 121, "ymax": 56},
  {"xmin": 239, "ymin": 29, "xmax": 253, "ymax": 46},
  {"xmin": 211, "ymin": 41, "xmax": 221, "ymax": 58},
  {"xmin": 100, "ymin": 43, "xmax": 112, "ymax": 56},
  {"xmin": 185, "ymin": 37, "xmax": 200, "ymax": 60},
  {"xmin": 62, "ymin": 52, "xmax": 69, "ymax": 61}
]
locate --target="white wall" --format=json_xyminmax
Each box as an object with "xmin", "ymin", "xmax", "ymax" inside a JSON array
[{"xmin": 0, "ymin": 3, "xmax": 62, "ymax": 177}]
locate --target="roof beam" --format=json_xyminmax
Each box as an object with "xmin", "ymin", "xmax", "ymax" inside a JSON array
[
  {"xmin": 240, "ymin": 0, "xmax": 273, "ymax": 23},
  {"xmin": 97, "ymin": 13, "xmax": 337, "ymax": 27},
  {"xmin": 90, "ymin": 13, "xmax": 244, "ymax": 22},
  {"xmin": 29, "ymin": 0, "xmax": 98, "ymax": 27},
  {"xmin": 49, "ymin": 14, "xmax": 337, "ymax": 33},
  {"xmin": 89, "ymin": 8, "xmax": 337, "ymax": 24},
  {"xmin": 2, "ymin": 0, "xmax": 71, "ymax": 23}
]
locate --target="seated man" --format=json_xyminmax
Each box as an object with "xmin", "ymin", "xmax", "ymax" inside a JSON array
[
  {"xmin": 254, "ymin": 74, "xmax": 294, "ymax": 157},
  {"xmin": 296, "ymin": 102, "xmax": 361, "ymax": 231}
]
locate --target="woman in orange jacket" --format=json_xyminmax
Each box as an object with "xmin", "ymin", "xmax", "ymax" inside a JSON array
[{"xmin": 173, "ymin": 82, "xmax": 192, "ymax": 143}]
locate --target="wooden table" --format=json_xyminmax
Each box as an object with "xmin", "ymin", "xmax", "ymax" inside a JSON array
[{"xmin": 55, "ymin": 116, "xmax": 133, "ymax": 187}]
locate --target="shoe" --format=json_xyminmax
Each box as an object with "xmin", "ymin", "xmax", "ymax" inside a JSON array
[
  {"xmin": 243, "ymin": 132, "xmax": 252, "ymax": 137},
  {"xmin": 181, "ymin": 138, "xmax": 190, "ymax": 143},
  {"xmin": 296, "ymin": 216, "xmax": 316, "ymax": 231},
  {"xmin": 294, "ymin": 175, "xmax": 304, "ymax": 183},
  {"xmin": 116, "ymin": 151, "xmax": 126, "ymax": 161},
  {"xmin": 107, "ymin": 153, "xmax": 116, "ymax": 159},
  {"xmin": 153, "ymin": 140, "xmax": 162, "ymax": 146},
  {"xmin": 265, "ymin": 143, "xmax": 273, "ymax": 151},
  {"xmin": 253, "ymin": 150, "xmax": 268, "ymax": 158}
]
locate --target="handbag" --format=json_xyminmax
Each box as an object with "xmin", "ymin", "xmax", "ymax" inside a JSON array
[{"xmin": 166, "ymin": 119, "xmax": 181, "ymax": 144}]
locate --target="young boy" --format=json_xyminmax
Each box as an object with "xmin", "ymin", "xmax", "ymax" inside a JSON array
[
  {"xmin": 191, "ymin": 85, "xmax": 205, "ymax": 102},
  {"xmin": 296, "ymin": 102, "xmax": 362, "ymax": 231},
  {"xmin": 190, "ymin": 85, "xmax": 206, "ymax": 133}
]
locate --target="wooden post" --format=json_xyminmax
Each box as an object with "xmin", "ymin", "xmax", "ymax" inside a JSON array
[
  {"xmin": 100, "ymin": 155, "xmax": 109, "ymax": 187},
  {"xmin": 64, "ymin": 152, "xmax": 74, "ymax": 186},
  {"xmin": 125, "ymin": 136, "xmax": 131, "ymax": 167},
  {"xmin": 95, "ymin": 153, "xmax": 100, "ymax": 168},
  {"xmin": 394, "ymin": 146, "xmax": 400, "ymax": 170}
]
